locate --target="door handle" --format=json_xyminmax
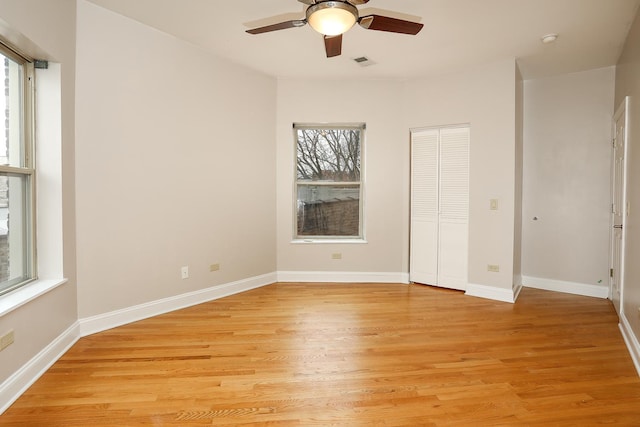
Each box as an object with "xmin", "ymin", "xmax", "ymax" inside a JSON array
[{"xmin": 613, "ymin": 224, "xmax": 623, "ymax": 229}]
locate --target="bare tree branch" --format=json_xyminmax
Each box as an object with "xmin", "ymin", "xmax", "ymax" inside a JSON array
[{"xmin": 296, "ymin": 127, "xmax": 361, "ymax": 182}]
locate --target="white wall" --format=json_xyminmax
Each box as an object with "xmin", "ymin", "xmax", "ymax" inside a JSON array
[
  {"xmin": 615, "ymin": 8, "xmax": 640, "ymax": 369},
  {"xmin": 522, "ymin": 67, "xmax": 615, "ymax": 292},
  {"xmin": 276, "ymin": 78, "xmax": 408, "ymax": 279},
  {"xmin": 75, "ymin": 1, "xmax": 277, "ymax": 318},
  {"xmin": 404, "ymin": 59, "xmax": 518, "ymax": 298},
  {"xmin": 0, "ymin": 0, "xmax": 77, "ymax": 391}
]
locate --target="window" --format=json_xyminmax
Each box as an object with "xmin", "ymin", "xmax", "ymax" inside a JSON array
[
  {"xmin": 0, "ymin": 44, "xmax": 35, "ymax": 296},
  {"xmin": 294, "ymin": 123, "xmax": 364, "ymax": 240}
]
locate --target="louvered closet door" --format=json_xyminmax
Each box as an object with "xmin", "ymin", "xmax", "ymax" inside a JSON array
[
  {"xmin": 410, "ymin": 126, "xmax": 469, "ymax": 291},
  {"xmin": 437, "ymin": 127, "xmax": 469, "ymax": 289},
  {"xmin": 410, "ymin": 129, "xmax": 439, "ymax": 285}
]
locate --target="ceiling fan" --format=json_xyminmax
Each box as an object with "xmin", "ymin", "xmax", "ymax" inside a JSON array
[{"xmin": 246, "ymin": 0, "xmax": 424, "ymax": 58}]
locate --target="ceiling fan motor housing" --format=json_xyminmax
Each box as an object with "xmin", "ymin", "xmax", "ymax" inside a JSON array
[{"xmin": 306, "ymin": 1, "xmax": 359, "ymax": 36}]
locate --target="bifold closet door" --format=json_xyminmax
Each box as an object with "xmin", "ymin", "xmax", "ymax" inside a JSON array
[
  {"xmin": 410, "ymin": 126, "xmax": 469, "ymax": 290},
  {"xmin": 410, "ymin": 129, "xmax": 439, "ymax": 285}
]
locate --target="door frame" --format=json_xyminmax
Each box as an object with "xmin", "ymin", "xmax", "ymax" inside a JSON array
[{"xmin": 609, "ymin": 96, "xmax": 629, "ymax": 313}]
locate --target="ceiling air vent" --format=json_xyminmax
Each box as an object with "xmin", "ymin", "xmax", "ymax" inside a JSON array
[{"xmin": 353, "ymin": 56, "xmax": 375, "ymax": 67}]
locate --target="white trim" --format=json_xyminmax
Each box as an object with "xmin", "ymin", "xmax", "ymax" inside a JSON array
[
  {"xmin": 277, "ymin": 271, "xmax": 410, "ymax": 284},
  {"xmin": 291, "ymin": 239, "xmax": 368, "ymax": 244},
  {"xmin": 0, "ymin": 278, "xmax": 67, "ymax": 317},
  {"xmin": 619, "ymin": 314, "xmax": 640, "ymax": 377},
  {"xmin": 0, "ymin": 321, "xmax": 80, "ymax": 415},
  {"xmin": 79, "ymin": 273, "xmax": 276, "ymax": 337},
  {"xmin": 522, "ymin": 275, "xmax": 609, "ymax": 299},
  {"xmin": 465, "ymin": 283, "xmax": 518, "ymax": 303},
  {"xmin": 513, "ymin": 282, "xmax": 523, "ymax": 301}
]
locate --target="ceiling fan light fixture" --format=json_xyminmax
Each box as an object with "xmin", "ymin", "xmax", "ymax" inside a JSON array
[{"xmin": 307, "ymin": 1, "xmax": 358, "ymax": 36}]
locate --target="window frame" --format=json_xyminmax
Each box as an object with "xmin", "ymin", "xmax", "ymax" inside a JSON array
[
  {"xmin": 293, "ymin": 122, "xmax": 365, "ymax": 242},
  {"xmin": 0, "ymin": 41, "xmax": 36, "ymax": 296}
]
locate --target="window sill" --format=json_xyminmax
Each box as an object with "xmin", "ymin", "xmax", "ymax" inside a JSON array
[
  {"xmin": 0, "ymin": 278, "xmax": 68, "ymax": 317},
  {"xmin": 291, "ymin": 239, "xmax": 368, "ymax": 244}
]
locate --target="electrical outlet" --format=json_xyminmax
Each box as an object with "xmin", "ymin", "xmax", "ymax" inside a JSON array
[
  {"xmin": 0, "ymin": 330, "xmax": 14, "ymax": 351},
  {"xmin": 332, "ymin": 253, "xmax": 342, "ymax": 260},
  {"xmin": 487, "ymin": 264, "xmax": 500, "ymax": 273},
  {"xmin": 181, "ymin": 266, "xmax": 189, "ymax": 279},
  {"xmin": 210, "ymin": 263, "xmax": 220, "ymax": 272}
]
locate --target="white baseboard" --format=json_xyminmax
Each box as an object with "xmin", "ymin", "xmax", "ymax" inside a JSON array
[
  {"xmin": 466, "ymin": 283, "xmax": 518, "ymax": 303},
  {"xmin": 277, "ymin": 271, "xmax": 410, "ymax": 284},
  {"xmin": 522, "ymin": 275, "xmax": 609, "ymax": 299},
  {"xmin": 619, "ymin": 314, "xmax": 640, "ymax": 377},
  {"xmin": 0, "ymin": 321, "xmax": 80, "ymax": 415},
  {"xmin": 513, "ymin": 282, "xmax": 523, "ymax": 301},
  {"xmin": 79, "ymin": 272, "xmax": 277, "ymax": 337}
]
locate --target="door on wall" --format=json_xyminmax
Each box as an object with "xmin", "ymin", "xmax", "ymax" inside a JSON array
[
  {"xmin": 610, "ymin": 97, "xmax": 628, "ymax": 314},
  {"xmin": 410, "ymin": 126, "xmax": 469, "ymax": 291}
]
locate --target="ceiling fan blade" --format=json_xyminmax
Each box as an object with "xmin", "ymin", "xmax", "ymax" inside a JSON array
[
  {"xmin": 246, "ymin": 20, "xmax": 306, "ymax": 35},
  {"xmin": 358, "ymin": 15, "xmax": 424, "ymax": 35},
  {"xmin": 324, "ymin": 34, "xmax": 343, "ymax": 58},
  {"xmin": 347, "ymin": 0, "xmax": 370, "ymax": 4}
]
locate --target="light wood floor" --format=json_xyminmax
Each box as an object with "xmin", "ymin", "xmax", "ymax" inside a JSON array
[{"xmin": 3, "ymin": 283, "xmax": 640, "ymax": 426}]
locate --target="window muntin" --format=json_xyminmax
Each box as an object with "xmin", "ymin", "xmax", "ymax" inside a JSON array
[
  {"xmin": 0, "ymin": 46, "xmax": 35, "ymax": 296},
  {"xmin": 294, "ymin": 124, "xmax": 364, "ymax": 239}
]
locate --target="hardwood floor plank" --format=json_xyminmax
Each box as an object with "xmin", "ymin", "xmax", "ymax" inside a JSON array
[{"xmin": 2, "ymin": 283, "xmax": 640, "ymax": 426}]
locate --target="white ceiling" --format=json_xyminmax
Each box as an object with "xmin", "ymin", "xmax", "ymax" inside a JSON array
[{"xmin": 86, "ymin": 0, "xmax": 640, "ymax": 80}]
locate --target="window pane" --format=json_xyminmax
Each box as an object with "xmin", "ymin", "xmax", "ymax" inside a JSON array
[
  {"xmin": 0, "ymin": 174, "xmax": 31, "ymax": 293},
  {"xmin": 0, "ymin": 44, "xmax": 34, "ymax": 296},
  {"xmin": 297, "ymin": 185, "xmax": 360, "ymax": 237},
  {"xmin": 1, "ymin": 55, "xmax": 25, "ymax": 168},
  {"xmin": 296, "ymin": 128, "xmax": 361, "ymax": 182}
]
